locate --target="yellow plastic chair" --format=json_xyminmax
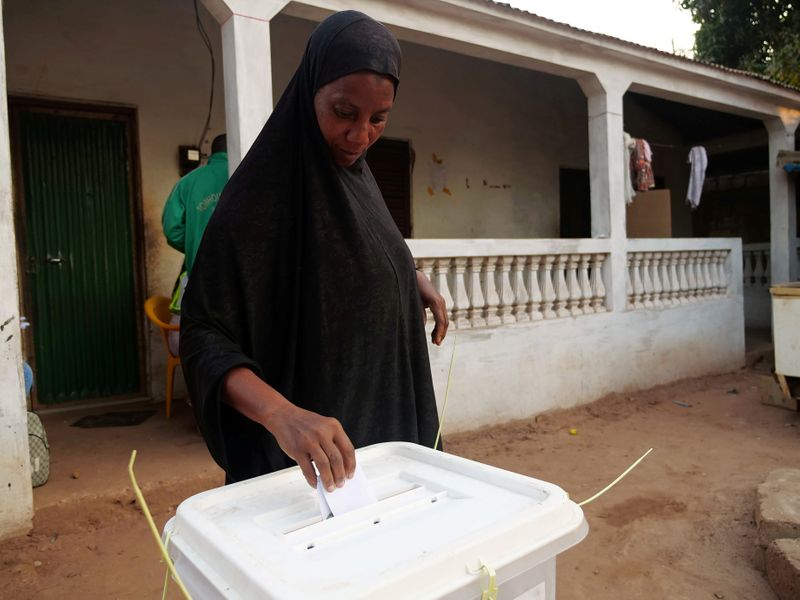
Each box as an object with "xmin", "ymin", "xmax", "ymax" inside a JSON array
[{"xmin": 144, "ymin": 296, "xmax": 181, "ymax": 419}]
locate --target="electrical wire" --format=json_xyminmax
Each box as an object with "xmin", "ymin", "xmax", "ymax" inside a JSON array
[{"xmin": 193, "ymin": 0, "xmax": 215, "ymax": 153}]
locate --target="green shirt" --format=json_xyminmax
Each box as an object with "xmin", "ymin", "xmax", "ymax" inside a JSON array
[{"xmin": 162, "ymin": 152, "xmax": 228, "ymax": 274}]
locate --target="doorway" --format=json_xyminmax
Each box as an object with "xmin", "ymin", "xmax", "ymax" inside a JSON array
[
  {"xmin": 366, "ymin": 138, "xmax": 413, "ymax": 238},
  {"xmin": 559, "ymin": 168, "xmax": 591, "ymax": 238},
  {"xmin": 10, "ymin": 98, "xmax": 145, "ymax": 406}
]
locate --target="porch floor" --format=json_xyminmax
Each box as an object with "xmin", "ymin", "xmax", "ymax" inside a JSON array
[
  {"xmin": 2, "ymin": 366, "xmax": 798, "ymax": 599},
  {"xmin": 31, "ymin": 399, "xmax": 222, "ymax": 514}
]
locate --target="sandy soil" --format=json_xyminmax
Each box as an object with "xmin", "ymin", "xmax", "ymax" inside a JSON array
[{"xmin": 1, "ymin": 368, "xmax": 797, "ymax": 599}]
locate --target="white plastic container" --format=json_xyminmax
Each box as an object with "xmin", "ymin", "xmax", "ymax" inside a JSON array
[
  {"xmin": 771, "ymin": 282, "xmax": 800, "ymax": 377},
  {"xmin": 162, "ymin": 442, "xmax": 588, "ymax": 599}
]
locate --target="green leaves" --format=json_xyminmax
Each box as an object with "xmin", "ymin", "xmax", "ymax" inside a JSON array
[{"xmin": 679, "ymin": 0, "xmax": 799, "ymax": 88}]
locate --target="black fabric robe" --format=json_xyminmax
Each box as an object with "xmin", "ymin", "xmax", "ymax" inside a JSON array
[{"xmin": 179, "ymin": 11, "xmax": 439, "ymax": 483}]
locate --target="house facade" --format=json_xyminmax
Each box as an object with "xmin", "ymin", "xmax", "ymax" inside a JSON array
[{"xmin": 1, "ymin": 0, "xmax": 798, "ymax": 537}]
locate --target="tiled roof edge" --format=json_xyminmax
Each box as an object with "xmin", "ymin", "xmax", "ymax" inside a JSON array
[{"xmin": 473, "ymin": 0, "xmax": 800, "ymax": 94}]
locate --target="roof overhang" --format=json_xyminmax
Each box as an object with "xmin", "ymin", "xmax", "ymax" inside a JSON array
[{"xmin": 281, "ymin": 0, "xmax": 800, "ymax": 122}]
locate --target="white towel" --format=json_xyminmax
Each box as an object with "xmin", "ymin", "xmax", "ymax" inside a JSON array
[
  {"xmin": 687, "ymin": 146, "xmax": 708, "ymax": 209},
  {"xmin": 623, "ymin": 132, "xmax": 636, "ymax": 205}
]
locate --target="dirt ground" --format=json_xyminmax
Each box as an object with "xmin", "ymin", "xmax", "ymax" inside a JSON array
[{"xmin": 2, "ymin": 366, "xmax": 798, "ymax": 599}]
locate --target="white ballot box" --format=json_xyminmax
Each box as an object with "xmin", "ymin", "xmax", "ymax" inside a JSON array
[{"xmin": 162, "ymin": 442, "xmax": 588, "ymax": 599}]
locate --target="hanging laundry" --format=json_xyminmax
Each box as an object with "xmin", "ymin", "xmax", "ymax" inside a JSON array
[
  {"xmin": 631, "ymin": 138, "xmax": 655, "ymax": 192},
  {"xmin": 623, "ymin": 132, "xmax": 637, "ymax": 204},
  {"xmin": 686, "ymin": 146, "xmax": 708, "ymax": 209}
]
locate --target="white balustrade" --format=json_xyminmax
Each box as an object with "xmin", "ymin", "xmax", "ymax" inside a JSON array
[
  {"xmin": 668, "ymin": 252, "xmax": 680, "ymax": 305},
  {"xmin": 629, "ymin": 253, "xmax": 645, "ymax": 309},
  {"xmin": 743, "ymin": 244, "xmax": 770, "ymax": 288},
  {"xmin": 526, "ymin": 255, "xmax": 544, "ymax": 321},
  {"xmin": 512, "ymin": 256, "xmax": 530, "ymax": 323},
  {"xmin": 553, "ymin": 254, "xmax": 571, "ymax": 318},
  {"xmin": 566, "ymin": 254, "xmax": 583, "ymax": 317},
  {"xmin": 578, "ymin": 254, "xmax": 593, "ymax": 314},
  {"xmin": 625, "ymin": 245, "xmax": 733, "ymax": 310},
  {"xmin": 641, "ymin": 252, "xmax": 654, "ymax": 309},
  {"xmin": 590, "ymin": 253, "xmax": 607, "ymax": 313},
  {"xmin": 449, "ymin": 257, "xmax": 470, "ymax": 329},
  {"xmin": 482, "ymin": 257, "xmax": 502, "ymax": 327},
  {"xmin": 496, "ymin": 256, "xmax": 516, "ymax": 324},
  {"xmin": 685, "ymin": 251, "xmax": 698, "ymax": 303},
  {"xmin": 539, "ymin": 255, "xmax": 557, "ymax": 319},
  {"xmin": 408, "ymin": 239, "xmax": 735, "ymax": 326},
  {"xmin": 651, "ymin": 252, "xmax": 664, "ymax": 308},
  {"xmin": 408, "ymin": 240, "xmax": 610, "ymax": 330},
  {"xmin": 466, "ymin": 257, "xmax": 486, "ymax": 328},
  {"xmin": 716, "ymin": 250, "xmax": 728, "ymax": 294}
]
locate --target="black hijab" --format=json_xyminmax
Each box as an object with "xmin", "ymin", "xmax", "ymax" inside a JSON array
[{"xmin": 180, "ymin": 11, "xmax": 439, "ymax": 483}]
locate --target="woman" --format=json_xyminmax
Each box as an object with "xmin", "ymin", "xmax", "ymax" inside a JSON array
[{"xmin": 180, "ymin": 11, "xmax": 448, "ymax": 493}]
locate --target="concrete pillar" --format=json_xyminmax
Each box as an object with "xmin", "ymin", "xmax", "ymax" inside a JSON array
[
  {"xmin": 765, "ymin": 115, "xmax": 800, "ymax": 284},
  {"xmin": 0, "ymin": 7, "xmax": 34, "ymax": 540},
  {"xmin": 201, "ymin": 0, "xmax": 289, "ymax": 173},
  {"xmin": 578, "ymin": 73, "xmax": 631, "ymax": 312}
]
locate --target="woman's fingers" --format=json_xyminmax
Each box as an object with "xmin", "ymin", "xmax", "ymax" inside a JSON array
[
  {"xmin": 334, "ymin": 429, "xmax": 357, "ymax": 479},
  {"xmin": 414, "ymin": 270, "xmax": 449, "ymax": 345},
  {"xmin": 430, "ymin": 299, "xmax": 449, "ymax": 345},
  {"xmin": 264, "ymin": 403, "xmax": 356, "ymax": 491},
  {"xmin": 296, "ymin": 454, "xmax": 318, "ymax": 488},
  {"xmin": 310, "ymin": 445, "xmax": 336, "ymax": 492},
  {"xmin": 320, "ymin": 437, "xmax": 346, "ymax": 489}
]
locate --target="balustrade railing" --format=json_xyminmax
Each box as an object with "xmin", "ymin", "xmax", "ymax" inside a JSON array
[
  {"xmin": 742, "ymin": 242, "xmax": 800, "ymax": 287},
  {"xmin": 408, "ymin": 240, "xmax": 609, "ymax": 330},
  {"xmin": 742, "ymin": 243, "xmax": 771, "ymax": 288},
  {"xmin": 407, "ymin": 239, "xmax": 738, "ymax": 326},
  {"xmin": 626, "ymin": 245, "xmax": 731, "ymax": 309}
]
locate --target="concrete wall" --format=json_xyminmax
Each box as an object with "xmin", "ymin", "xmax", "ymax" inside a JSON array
[
  {"xmin": 429, "ymin": 298, "xmax": 745, "ymax": 432},
  {"xmin": 270, "ymin": 16, "xmax": 732, "ymax": 242},
  {"xmin": 4, "ymin": 0, "xmax": 227, "ymax": 400},
  {"xmin": 0, "ymin": 5, "xmax": 33, "ymax": 539},
  {"xmin": 270, "ymin": 15, "xmax": 589, "ymax": 239}
]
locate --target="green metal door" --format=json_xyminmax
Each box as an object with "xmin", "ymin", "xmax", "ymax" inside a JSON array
[{"xmin": 18, "ymin": 109, "xmax": 142, "ymax": 404}]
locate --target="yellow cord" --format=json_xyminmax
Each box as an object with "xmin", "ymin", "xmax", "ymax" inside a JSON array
[
  {"xmin": 479, "ymin": 563, "xmax": 498, "ymax": 600},
  {"xmin": 467, "ymin": 560, "xmax": 498, "ymax": 600},
  {"xmin": 128, "ymin": 450, "xmax": 192, "ymax": 600},
  {"xmin": 578, "ymin": 447, "xmax": 654, "ymax": 507},
  {"xmin": 162, "ymin": 531, "xmax": 172, "ymax": 600},
  {"xmin": 434, "ymin": 334, "xmax": 458, "ymax": 449}
]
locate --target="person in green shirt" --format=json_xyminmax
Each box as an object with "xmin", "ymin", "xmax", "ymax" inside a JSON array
[
  {"xmin": 163, "ymin": 134, "xmax": 229, "ymax": 277},
  {"xmin": 162, "ymin": 134, "xmax": 228, "ymax": 353}
]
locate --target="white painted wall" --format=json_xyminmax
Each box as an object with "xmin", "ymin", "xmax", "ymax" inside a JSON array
[
  {"xmin": 4, "ymin": 0, "xmax": 228, "ymax": 401},
  {"xmin": 270, "ymin": 15, "xmax": 589, "ymax": 239},
  {"xmin": 270, "ymin": 16, "xmax": 710, "ymax": 241},
  {"xmin": 0, "ymin": 5, "xmax": 33, "ymax": 540},
  {"xmin": 428, "ymin": 298, "xmax": 745, "ymax": 432}
]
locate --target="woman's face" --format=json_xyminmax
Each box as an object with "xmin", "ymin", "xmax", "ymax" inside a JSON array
[{"xmin": 314, "ymin": 71, "xmax": 395, "ymax": 167}]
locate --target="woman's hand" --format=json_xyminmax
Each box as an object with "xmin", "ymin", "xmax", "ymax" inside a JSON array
[
  {"xmin": 415, "ymin": 270, "xmax": 449, "ymax": 345},
  {"xmin": 223, "ymin": 368, "xmax": 356, "ymax": 491},
  {"xmin": 265, "ymin": 403, "xmax": 356, "ymax": 492}
]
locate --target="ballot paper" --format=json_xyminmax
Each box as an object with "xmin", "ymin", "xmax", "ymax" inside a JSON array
[{"xmin": 315, "ymin": 463, "xmax": 377, "ymax": 519}]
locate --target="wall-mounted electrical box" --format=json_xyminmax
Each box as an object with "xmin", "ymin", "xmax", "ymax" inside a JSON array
[{"xmin": 179, "ymin": 145, "xmax": 201, "ymax": 176}]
